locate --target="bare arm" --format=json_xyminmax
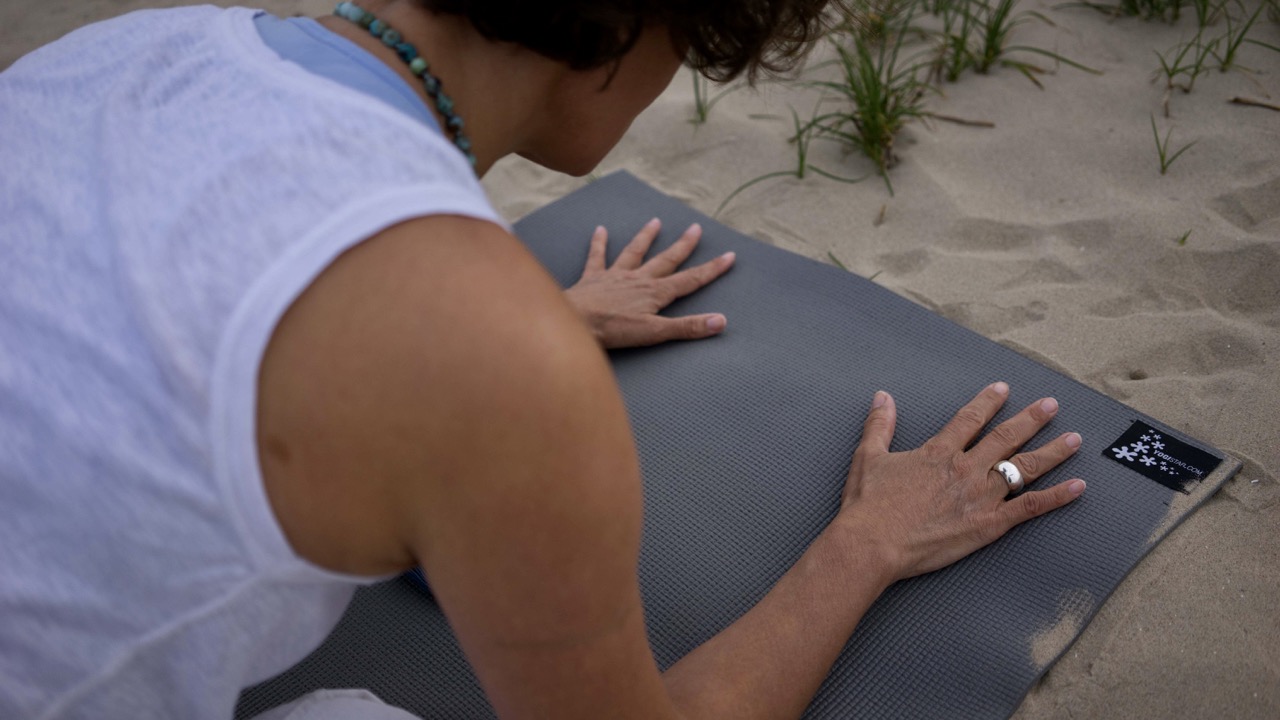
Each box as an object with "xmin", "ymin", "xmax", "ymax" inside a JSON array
[
  {"xmin": 661, "ymin": 386, "xmax": 1085, "ymax": 719},
  {"xmin": 257, "ymin": 216, "xmax": 1083, "ymax": 720}
]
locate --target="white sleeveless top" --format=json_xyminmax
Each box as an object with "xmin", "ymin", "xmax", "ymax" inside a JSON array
[{"xmin": 0, "ymin": 6, "xmax": 502, "ymax": 718}]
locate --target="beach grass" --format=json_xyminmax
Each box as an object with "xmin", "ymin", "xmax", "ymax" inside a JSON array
[
  {"xmin": 1153, "ymin": 30, "xmax": 1215, "ymax": 91},
  {"xmin": 715, "ymin": 105, "xmax": 867, "ymax": 216},
  {"xmin": 1154, "ymin": 30, "xmax": 1217, "ymax": 114},
  {"xmin": 767, "ymin": 0, "xmax": 1094, "ymax": 193},
  {"xmin": 1151, "ymin": 114, "xmax": 1197, "ymax": 174},
  {"xmin": 703, "ymin": 0, "xmax": 1276, "ymax": 206},
  {"xmin": 1217, "ymin": 2, "xmax": 1278, "ymax": 69},
  {"xmin": 930, "ymin": 0, "xmax": 981, "ymax": 81},
  {"xmin": 811, "ymin": 13, "xmax": 933, "ymax": 193},
  {"xmin": 690, "ymin": 70, "xmax": 741, "ymax": 125}
]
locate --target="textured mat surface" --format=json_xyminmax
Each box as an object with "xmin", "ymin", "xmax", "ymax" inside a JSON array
[{"xmin": 237, "ymin": 172, "xmax": 1239, "ymax": 720}]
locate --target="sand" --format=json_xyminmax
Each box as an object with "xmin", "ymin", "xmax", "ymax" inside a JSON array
[{"xmin": 3, "ymin": 0, "xmax": 1276, "ymax": 717}]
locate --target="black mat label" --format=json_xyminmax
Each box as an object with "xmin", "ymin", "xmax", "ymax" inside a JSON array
[{"xmin": 1104, "ymin": 421, "xmax": 1222, "ymax": 493}]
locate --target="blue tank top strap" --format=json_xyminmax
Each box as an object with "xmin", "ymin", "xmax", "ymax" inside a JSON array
[{"xmin": 253, "ymin": 12, "xmax": 442, "ymax": 136}]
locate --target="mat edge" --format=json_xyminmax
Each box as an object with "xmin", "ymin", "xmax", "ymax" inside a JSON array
[{"xmin": 1007, "ymin": 453, "xmax": 1243, "ymax": 720}]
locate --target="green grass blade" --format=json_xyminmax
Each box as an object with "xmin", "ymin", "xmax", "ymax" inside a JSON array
[
  {"xmin": 1245, "ymin": 38, "xmax": 1280, "ymax": 54},
  {"xmin": 715, "ymin": 170, "xmax": 798, "ymax": 217},
  {"xmin": 1004, "ymin": 45, "xmax": 1103, "ymax": 74},
  {"xmin": 809, "ymin": 166, "xmax": 871, "ymax": 184},
  {"xmin": 1164, "ymin": 138, "xmax": 1197, "ymax": 167}
]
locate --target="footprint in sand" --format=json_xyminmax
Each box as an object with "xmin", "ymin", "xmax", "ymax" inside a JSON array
[{"xmin": 1209, "ymin": 176, "xmax": 1280, "ymax": 234}]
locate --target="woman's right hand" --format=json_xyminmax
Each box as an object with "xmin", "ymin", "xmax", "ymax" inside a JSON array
[{"xmin": 836, "ymin": 382, "xmax": 1087, "ymax": 582}]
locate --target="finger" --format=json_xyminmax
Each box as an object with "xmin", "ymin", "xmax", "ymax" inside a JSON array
[
  {"xmin": 622, "ymin": 314, "xmax": 727, "ymax": 348},
  {"xmin": 615, "ymin": 218, "xmax": 661, "ymax": 270},
  {"xmin": 660, "ymin": 251, "xmax": 736, "ymax": 301},
  {"xmin": 583, "ymin": 225, "xmax": 608, "ymax": 274},
  {"xmin": 969, "ymin": 397, "xmax": 1060, "ymax": 468},
  {"xmin": 854, "ymin": 391, "xmax": 897, "ymax": 462},
  {"xmin": 640, "ymin": 223, "xmax": 702, "ymax": 277},
  {"xmin": 993, "ymin": 427, "xmax": 1075, "ymax": 489},
  {"xmin": 1000, "ymin": 478, "xmax": 1086, "ymax": 530},
  {"xmin": 932, "ymin": 382, "xmax": 1009, "ymax": 452}
]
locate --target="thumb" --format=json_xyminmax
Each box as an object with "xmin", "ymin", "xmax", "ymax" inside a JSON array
[
  {"xmin": 856, "ymin": 391, "xmax": 897, "ymax": 460},
  {"xmin": 647, "ymin": 313, "xmax": 727, "ymax": 345},
  {"xmin": 601, "ymin": 314, "xmax": 727, "ymax": 349}
]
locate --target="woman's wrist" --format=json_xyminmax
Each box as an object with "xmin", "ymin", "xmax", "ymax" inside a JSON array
[{"xmin": 820, "ymin": 510, "xmax": 902, "ymax": 593}]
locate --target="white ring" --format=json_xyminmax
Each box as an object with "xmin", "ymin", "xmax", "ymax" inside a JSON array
[{"xmin": 995, "ymin": 460, "xmax": 1024, "ymax": 495}]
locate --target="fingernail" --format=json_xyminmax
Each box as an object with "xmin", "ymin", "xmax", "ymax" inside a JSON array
[
  {"xmin": 706, "ymin": 315, "xmax": 726, "ymax": 332},
  {"xmin": 595, "ymin": 225, "xmax": 606, "ymax": 235},
  {"xmin": 1067, "ymin": 479, "xmax": 1086, "ymax": 496},
  {"xmin": 721, "ymin": 251, "xmax": 736, "ymax": 263},
  {"xmin": 1040, "ymin": 398, "xmax": 1059, "ymax": 414},
  {"xmin": 646, "ymin": 217, "xmax": 660, "ymax": 228},
  {"xmin": 991, "ymin": 381, "xmax": 1009, "ymax": 396},
  {"xmin": 873, "ymin": 391, "xmax": 888, "ymax": 409},
  {"xmin": 1065, "ymin": 432, "xmax": 1082, "ymax": 449},
  {"xmin": 689, "ymin": 223, "xmax": 702, "ymax": 234}
]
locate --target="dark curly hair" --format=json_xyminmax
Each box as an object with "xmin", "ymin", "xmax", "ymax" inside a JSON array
[{"xmin": 417, "ymin": 0, "xmax": 850, "ymax": 82}]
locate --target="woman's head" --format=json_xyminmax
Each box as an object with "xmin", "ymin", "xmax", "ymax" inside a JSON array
[{"xmin": 416, "ymin": 0, "xmax": 848, "ymax": 83}]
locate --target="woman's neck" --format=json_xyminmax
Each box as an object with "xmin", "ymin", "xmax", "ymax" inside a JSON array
[{"xmin": 317, "ymin": 0, "xmax": 559, "ymax": 176}]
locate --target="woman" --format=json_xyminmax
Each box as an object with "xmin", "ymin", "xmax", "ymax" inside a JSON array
[{"xmin": 0, "ymin": 1, "xmax": 1087, "ymax": 718}]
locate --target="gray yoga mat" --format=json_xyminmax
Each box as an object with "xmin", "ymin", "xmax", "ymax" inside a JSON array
[{"xmin": 237, "ymin": 171, "xmax": 1239, "ymax": 719}]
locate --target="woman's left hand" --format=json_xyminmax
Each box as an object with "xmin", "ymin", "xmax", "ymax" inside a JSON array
[{"xmin": 564, "ymin": 218, "xmax": 736, "ymax": 349}]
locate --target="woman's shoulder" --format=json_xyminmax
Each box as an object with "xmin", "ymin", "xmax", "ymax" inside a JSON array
[{"xmin": 256, "ymin": 213, "xmax": 629, "ymax": 576}]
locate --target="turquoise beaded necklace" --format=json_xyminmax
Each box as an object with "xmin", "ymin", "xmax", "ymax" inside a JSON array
[{"xmin": 333, "ymin": 1, "xmax": 476, "ymax": 167}]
